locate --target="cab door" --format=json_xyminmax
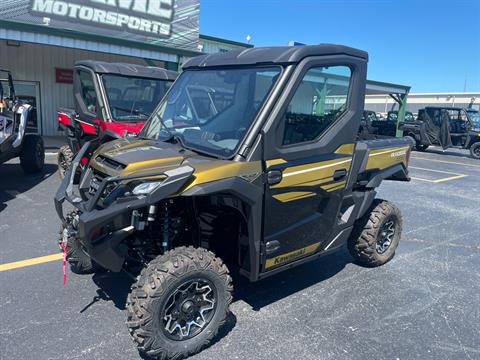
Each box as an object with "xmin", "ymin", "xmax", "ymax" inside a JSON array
[
  {"xmin": 73, "ymin": 67, "xmax": 103, "ymax": 136},
  {"xmin": 260, "ymin": 55, "xmax": 366, "ymax": 272}
]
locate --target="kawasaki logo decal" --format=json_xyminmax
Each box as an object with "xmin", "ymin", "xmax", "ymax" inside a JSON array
[{"xmin": 265, "ymin": 243, "xmax": 320, "ymax": 269}]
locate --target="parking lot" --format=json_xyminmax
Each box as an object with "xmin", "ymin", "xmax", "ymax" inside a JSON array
[{"xmin": 1, "ymin": 147, "xmax": 479, "ymax": 360}]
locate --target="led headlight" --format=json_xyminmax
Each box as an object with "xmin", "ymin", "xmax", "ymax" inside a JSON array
[{"xmin": 132, "ymin": 181, "xmax": 163, "ymax": 195}]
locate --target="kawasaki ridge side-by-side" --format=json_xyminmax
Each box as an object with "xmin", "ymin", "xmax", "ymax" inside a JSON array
[
  {"xmin": 0, "ymin": 69, "xmax": 44, "ymax": 173},
  {"xmin": 55, "ymin": 45, "xmax": 413, "ymax": 359},
  {"xmin": 57, "ymin": 60, "xmax": 177, "ymax": 178},
  {"xmin": 401, "ymin": 106, "xmax": 480, "ymax": 159}
]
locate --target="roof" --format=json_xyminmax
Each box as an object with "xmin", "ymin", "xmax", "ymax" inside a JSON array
[
  {"xmin": 75, "ymin": 60, "xmax": 177, "ymax": 81},
  {"xmin": 199, "ymin": 34, "xmax": 254, "ymax": 49},
  {"xmin": 183, "ymin": 44, "xmax": 368, "ymax": 69},
  {"xmin": 366, "ymin": 80, "xmax": 410, "ymax": 96}
]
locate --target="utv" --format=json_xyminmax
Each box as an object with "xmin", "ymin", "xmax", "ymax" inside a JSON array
[
  {"xmin": 0, "ymin": 70, "xmax": 44, "ymax": 173},
  {"xmin": 57, "ymin": 61, "xmax": 177, "ymax": 178},
  {"xmin": 358, "ymin": 110, "xmax": 378, "ymax": 139},
  {"xmin": 401, "ymin": 106, "xmax": 480, "ymax": 158},
  {"xmin": 370, "ymin": 110, "xmax": 415, "ymax": 137},
  {"xmin": 55, "ymin": 45, "xmax": 413, "ymax": 359}
]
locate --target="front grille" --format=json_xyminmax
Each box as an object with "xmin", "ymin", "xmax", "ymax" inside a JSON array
[{"xmin": 88, "ymin": 169, "xmax": 107, "ymax": 196}]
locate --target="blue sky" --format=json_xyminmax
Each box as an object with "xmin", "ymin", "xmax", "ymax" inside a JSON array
[{"xmin": 200, "ymin": 0, "xmax": 480, "ymax": 93}]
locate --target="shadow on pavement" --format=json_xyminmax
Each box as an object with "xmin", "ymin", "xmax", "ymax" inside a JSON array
[
  {"xmin": 87, "ymin": 271, "xmax": 133, "ymax": 311},
  {"xmin": 86, "ymin": 247, "xmax": 350, "ymax": 313},
  {"xmin": 415, "ymin": 147, "xmax": 474, "ymax": 160},
  {"xmin": 0, "ymin": 162, "xmax": 58, "ymax": 213},
  {"xmin": 233, "ymin": 248, "xmax": 349, "ymax": 310}
]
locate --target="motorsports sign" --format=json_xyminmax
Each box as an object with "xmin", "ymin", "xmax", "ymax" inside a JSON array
[{"xmin": 0, "ymin": 0, "xmax": 199, "ymax": 50}]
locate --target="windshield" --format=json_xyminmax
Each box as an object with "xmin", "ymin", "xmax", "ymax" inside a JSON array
[
  {"xmin": 140, "ymin": 66, "xmax": 281, "ymax": 157},
  {"xmin": 102, "ymin": 75, "xmax": 172, "ymax": 121},
  {"xmin": 468, "ymin": 111, "xmax": 480, "ymax": 128}
]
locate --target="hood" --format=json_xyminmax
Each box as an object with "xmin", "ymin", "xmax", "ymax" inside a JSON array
[
  {"xmin": 90, "ymin": 138, "xmax": 262, "ymax": 191},
  {"xmin": 91, "ymin": 138, "xmax": 199, "ymax": 176}
]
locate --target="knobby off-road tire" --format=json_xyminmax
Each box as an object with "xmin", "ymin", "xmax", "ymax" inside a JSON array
[
  {"xmin": 58, "ymin": 145, "xmax": 74, "ymax": 180},
  {"xmin": 20, "ymin": 135, "xmax": 45, "ymax": 174},
  {"xmin": 58, "ymin": 224, "xmax": 103, "ymax": 274},
  {"xmin": 126, "ymin": 246, "xmax": 233, "ymax": 360},
  {"xmin": 470, "ymin": 142, "xmax": 480, "ymax": 160},
  {"xmin": 348, "ymin": 199, "xmax": 402, "ymax": 266}
]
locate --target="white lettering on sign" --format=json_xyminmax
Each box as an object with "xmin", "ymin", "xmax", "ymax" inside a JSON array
[{"xmin": 31, "ymin": 0, "xmax": 173, "ymax": 36}]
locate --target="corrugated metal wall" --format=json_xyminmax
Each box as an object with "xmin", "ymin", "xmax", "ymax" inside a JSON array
[
  {"xmin": 200, "ymin": 38, "xmax": 248, "ymax": 54},
  {"xmin": 0, "ymin": 40, "xmax": 167, "ymax": 135}
]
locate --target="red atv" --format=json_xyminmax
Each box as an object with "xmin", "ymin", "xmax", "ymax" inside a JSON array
[{"xmin": 57, "ymin": 60, "xmax": 177, "ymax": 179}]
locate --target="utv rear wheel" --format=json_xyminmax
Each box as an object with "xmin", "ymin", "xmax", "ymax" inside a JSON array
[
  {"xmin": 20, "ymin": 135, "xmax": 45, "ymax": 174},
  {"xmin": 126, "ymin": 246, "xmax": 232, "ymax": 360},
  {"xmin": 348, "ymin": 199, "xmax": 402, "ymax": 266},
  {"xmin": 470, "ymin": 142, "xmax": 480, "ymax": 160},
  {"xmin": 58, "ymin": 145, "xmax": 74, "ymax": 179}
]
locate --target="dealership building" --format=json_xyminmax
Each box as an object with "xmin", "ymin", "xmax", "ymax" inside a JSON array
[
  {"xmin": 365, "ymin": 92, "xmax": 480, "ymax": 115},
  {"xmin": 0, "ymin": 0, "xmax": 252, "ymax": 136}
]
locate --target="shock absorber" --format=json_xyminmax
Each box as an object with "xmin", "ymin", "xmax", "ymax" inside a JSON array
[
  {"xmin": 162, "ymin": 200, "xmax": 169, "ymax": 253},
  {"xmin": 147, "ymin": 205, "xmax": 157, "ymax": 222}
]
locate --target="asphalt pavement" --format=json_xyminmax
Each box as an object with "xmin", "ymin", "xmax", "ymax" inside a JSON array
[{"xmin": 0, "ymin": 147, "xmax": 479, "ymax": 360}]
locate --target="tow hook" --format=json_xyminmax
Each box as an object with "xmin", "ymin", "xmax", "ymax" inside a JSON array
[{"xmin": 58, "ymin": 224, "xmax": 78, "ymax": 252}]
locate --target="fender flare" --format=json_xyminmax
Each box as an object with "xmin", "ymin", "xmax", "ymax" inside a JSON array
[
  {"xmin": 12, "ymin": 104, "xmax": 30, "ymax": 148},
  {"xmin": 182, "ymin": 177, "xmax": 263, "ymax": 282}
]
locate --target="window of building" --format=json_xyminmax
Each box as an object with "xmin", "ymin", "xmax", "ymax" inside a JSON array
[{"xmin": 282, "ymin": 66, "xmax": 351, "ymax": 145}]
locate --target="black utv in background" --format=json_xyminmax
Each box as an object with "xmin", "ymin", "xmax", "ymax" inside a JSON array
[
  {"xmin": 55, "ymin": 44, "xmax": 413, "ymax": 359},
  {"xmin": 0, "ymin": 69, "xmax": 44, "ymax": 173},
  {"xmin": 368, "ymin": 110, "xmax": 415, "ymax": 138},
  {"xmin": 401, "ymin": 106, "xmax": 480, "ymax": 158}
]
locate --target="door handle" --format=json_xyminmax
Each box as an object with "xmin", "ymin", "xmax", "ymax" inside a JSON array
[
  {"xmin": 267, "ymin": 170, "xmax": 282, "ymax": 185},
  {"xmin": 333, "ymin": 168, "xmax": 347, "ymax": 181}
]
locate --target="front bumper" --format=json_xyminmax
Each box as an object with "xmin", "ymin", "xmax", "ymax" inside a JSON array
[{"xmin": 54, "ymin": 142, "xmax": 194, "ymax": 271}]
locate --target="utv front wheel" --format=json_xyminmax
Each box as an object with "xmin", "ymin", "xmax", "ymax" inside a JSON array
[
  {"xmin": 127, "ymin": 246, "xmax": 233, "ymax": 360},
  {"xmin": 58, "ymin": 145, "xmax": 74, "ymax": 179},
  {"xmin": 348, "ymin": 199, "xmax": 402, "ymax": 266},
  {"xmin": 470, "ymin": 142, "xmax": 480, "ymax": 160},
  {"xmin": 66, "ymin": 236, "xmax": 104, "ymax": 274},
  {"xmin": 59, "ymin": 225, "xmax": 103, "ymax": 274},
  {"xmin": 20, "ymin": 135, "xmax": 45, "ymax": 173}
]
